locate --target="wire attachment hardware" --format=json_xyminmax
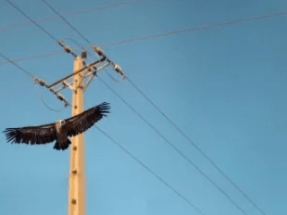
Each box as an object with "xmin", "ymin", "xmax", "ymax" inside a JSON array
[
  {"xmin": 91, "ymin": 45, "xmax": 104, "ymax": 56},
  {"xmin": 114, "ymin": 64, "xmax": 126, "ymax": 79},
  {"xmin": 34, "ymin": 77, "xmax": 47, "ymax": 86},
  {"xmin": 58, "ymin": 40, "xmax": 77, "ymax": 57}
]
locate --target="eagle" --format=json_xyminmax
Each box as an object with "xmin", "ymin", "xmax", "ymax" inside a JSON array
[{"xmin": 3, "ymin": 102, "xmax": 110, "ymax": 150}]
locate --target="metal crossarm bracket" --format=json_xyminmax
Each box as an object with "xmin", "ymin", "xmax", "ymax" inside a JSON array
[{"xmin": 62, "ymin": 80, "xmax": 74, "ymax": 91}]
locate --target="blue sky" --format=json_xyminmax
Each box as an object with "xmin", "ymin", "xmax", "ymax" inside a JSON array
[{"xmin": 0, "ymin": 0, "xmax": 287, "ymax": 215}]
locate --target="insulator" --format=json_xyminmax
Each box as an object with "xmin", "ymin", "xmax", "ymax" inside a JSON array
[
  {"xmin": 92, "ymin": 45, "xmax": 103, "ymax": 56},
  {"xmin": 114, "ymin": 64, "xmax": 125, "ymax": 78},
  {"xmin": 57, "ymin": 94, "xmax": 64, "ymax": 101},
  {"xmin": 64, "ymin": 46, "xmax": 72, "ymax": 53},
  {"xmin": 35, "ymin": 78, "xmax": 46, "ymax": 86},
  {"xmin": 114, "ymin": 64, "xmax": 122, "ymax": 73}
]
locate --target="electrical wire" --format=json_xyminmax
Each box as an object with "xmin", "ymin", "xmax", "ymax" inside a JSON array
[
  {"xmin": 126, "ymin": 77, "xmax": 267, "ymax": 215},
  {"xmin": 0, "ymin": 51, "xmax": 65, "ymax": 112},
  {"xmin": 65, "ymin": 0, "xmax": 162, "ymax": 18},
  {"xmin": 36, "ymin": 2, "xmax": 265, "ymax": 214},
  {"xmin": 104, "ymin": 69, "xmax": 121, "ymax": 82},
  {"xmin": 0, "ymin": 51, "xmax": 35, "ymax": 78},
  {"xmin": 96, "ymin": 75, "xmax": 249, "ymax": 215},
  {"xmin": 39, "ymin": 0, "xmax": 114, "ymax": 92},
  {"xmin": 4, "ymin": 0, "xmax": 59, "ymax": 43},
  {"xmin": 62, "ymin": 37, "xmax": 92, "ymax": 56},
  {"xmin": 39, "ymin": 0, "xmax": 94, "ymax": 59},
  {"xmin": 34, "ymin": 84, "xmax": 65, "ymax": 112},
  {"xmin": 1, "ymin": 2, "xmax": 268, "ymax": 213},
  {"xmin": 0, "ymin": 0, "xmax": 162, "ymax": 32},
  {"xmin": 2, "ymin": 47, "xmax": 198, "ymax": 214},
  {"xmin": 1, "ymin": 10, "xmax": 286, "ymax": 66},
  {"xmin": 40, "ymin": 0, "xmax": 91, "ymax": 44},
  {"xmin": 0, "ymin": 1, "xmax": 205, "ymax": 205},
  {"xmin": 0, "ymin": 50, "xmax": 65, "ymax": 66},
  {"xmin": 2, "ymin": 1, "xmax": 268, "ymax": 213},
  {"xmin": 95, "ymin": 126, "xmax": 206, "ymax": 215},
  {"xmin": 101, "ymin": 11, "xmax": 287, "ymax": 47},
  {"xmin": 3, "ymin": 0, "xmax": 75, "ymax": 112}
]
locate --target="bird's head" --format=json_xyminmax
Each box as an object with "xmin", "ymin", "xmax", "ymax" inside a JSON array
[{"xmin": 57, "ymin": 120, "xmax": 65, "ymax": 126}]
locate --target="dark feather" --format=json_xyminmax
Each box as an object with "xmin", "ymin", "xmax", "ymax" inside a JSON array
[
  {"xmin": 63, "ymin": 102, "xmax": 110, "ymax": 137},
  {"xmin": 3, "ymin": 123, "xmax": 57, "ymax": 145}
]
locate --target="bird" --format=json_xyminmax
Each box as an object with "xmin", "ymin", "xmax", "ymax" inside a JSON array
[{"xmin": 3, "ymin": 102, "xmax": 110, "ymax": 151}]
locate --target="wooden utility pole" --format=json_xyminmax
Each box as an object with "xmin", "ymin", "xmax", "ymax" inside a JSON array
[
  {"xmin": 34, "ymin": 43, "xmax": 125, "ymax": 215},
  {"xmin": 68, "ymin": 56, "xmax": 86, "ymax": 215}
]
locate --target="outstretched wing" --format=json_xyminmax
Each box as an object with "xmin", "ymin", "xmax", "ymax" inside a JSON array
[
  {"xmin": 63, "ymin": 102, "xmax": 110, "ymax": 137},
  {"xmin": 3, "ymin": 122, "xmax": 57, "ymax": 145}
]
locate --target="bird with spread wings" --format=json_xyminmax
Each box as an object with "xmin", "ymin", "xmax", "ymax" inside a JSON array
[{"xmin": 3, "ymin": 102, "xmax": 110, "ymax": 150}]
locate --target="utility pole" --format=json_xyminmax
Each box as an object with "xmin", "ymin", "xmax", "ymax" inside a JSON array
[
  {"xmin": 68, "ymin": 55, "xmax": 86, "ymax": 215},
  {"xmin": 34, "ymin": 42, "xmax": 125, "ymax": 215}
]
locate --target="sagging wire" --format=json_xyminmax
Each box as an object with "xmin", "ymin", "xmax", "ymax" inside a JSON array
[{"xmin": 33, "ymin": 78, "xmax": 67, "ymax": 112}]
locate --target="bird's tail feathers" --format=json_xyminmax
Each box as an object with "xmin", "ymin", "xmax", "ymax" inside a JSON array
[{"xmin": 54, "ymin": 138, "xmax": 71, "ymax": 150}]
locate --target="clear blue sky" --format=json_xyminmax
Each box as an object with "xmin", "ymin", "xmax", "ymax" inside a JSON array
[{"xmin": 0, "ymin": 0, "xmax": 287, "ymax": 215}]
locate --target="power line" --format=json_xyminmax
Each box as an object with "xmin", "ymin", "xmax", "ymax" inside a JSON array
[
  {"xmin": 40, "ymin": 0, "xmax": 93, "ymax": 58},
  {"xmin": 0, "ymin": 50, "xmax": 66, "ymax": 66},
  {"xmin": 104, "ymin": 69, "xmax": 122, "ymax": 82},
  {"xmin": 2, "ymin": 2, "xmax": 204, "ymax": 213},
  {"xmin": 0, "ymin": 51, "xmax": 35, "ymax": 78},
  {"xmin": 0, "ymin": 51, "xmax": 64, "ymax": 112},
  {"xmin": 96, "ymin": 75, "xmax": 249, "ymax": 215},
  {"xmin": 3, "ymin": 1, "xmax": 266, "ymax": 213},
  {"xmin": 4, "ymin": 0, "xmax": 78, "ymax": 58},
  {"xmin": 126, "ymin": 77, "xmax": 267, "ymax": 215},
  {"xmin": 1, "ymin": 10, "xmax": 286, "ymax": 66},
  {"xmin": 0, "ymin": 48, "xmax": 83, "ymax": 66},
  {"xmin": 101, "ymin": 11, "xmax": 287, "ymax": 47},
  {"xmin": 4, "ymin": 0, "xmax": 59, "ymax": 43},
  {"xmin": 95, "ymin": 126, "xmax": 206, "ymax": 215},
  {"xmin": 1, "ymin": 0, "xmax": 162, "ymax": 32},
  {"xmin": 34, "ymin": 84, "xmax": 65, "ymax": 112},
  {"xmin": 24, "ymin": 1, "xmax": 265, "ymax": 214},
  {"xmin": 63, "ymin": 0, "xmax": 162, "ymax": 18},
  {"xmin": 40, "ymin": 0, "xmax": 91, "ymax": 44},
  {"xmin": 2, "ymin": 3, "xmax": 206, "ymax": 213},
  {"xmin": 62, "ymin": 37, "xmax": 90, "ymax": 55},
  {"xmin": 39, "ymin": 0, "xmax": 119, "ymax": 86}
]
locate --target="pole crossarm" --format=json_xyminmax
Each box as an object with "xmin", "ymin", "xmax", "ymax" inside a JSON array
[{"xmin": 48, "ymin": 57, "xmax": 106, "ymax": 89}]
